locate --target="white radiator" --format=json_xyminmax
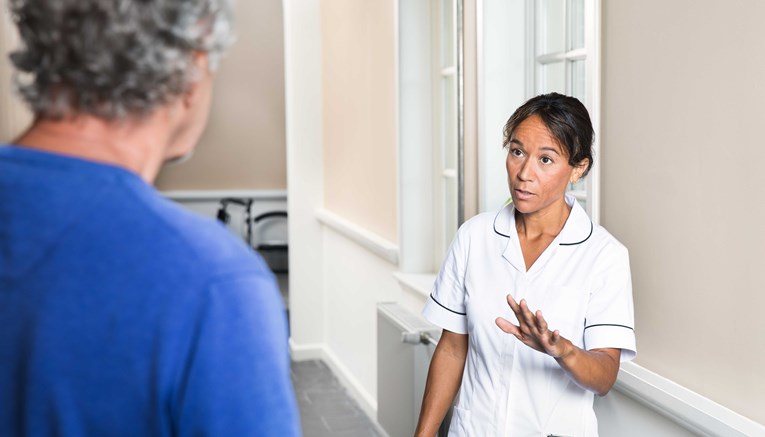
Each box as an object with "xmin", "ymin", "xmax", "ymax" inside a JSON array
[{"xmin": 377, "ymin": 303, "xmax": 451, "ymax": 437}]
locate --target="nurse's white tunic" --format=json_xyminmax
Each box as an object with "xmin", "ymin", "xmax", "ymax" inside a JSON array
[{"xmin": 422, "ymin": 195, "xmax": 636, "ymax": 437}]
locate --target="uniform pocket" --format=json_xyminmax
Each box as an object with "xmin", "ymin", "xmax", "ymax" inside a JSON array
[{"xmin": 539, "ymin": 285, "xmax": 586, "ymax": 343}]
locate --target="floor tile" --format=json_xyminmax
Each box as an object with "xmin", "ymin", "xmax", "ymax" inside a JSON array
[{"xmin": 291, "ymin": 359, "xmax": 387, "ymax": 437}]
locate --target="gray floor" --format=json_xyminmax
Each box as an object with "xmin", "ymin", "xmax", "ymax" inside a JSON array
[{"xmin": 291, "ymin": 360, "xmax": 386, "ymax": 437}]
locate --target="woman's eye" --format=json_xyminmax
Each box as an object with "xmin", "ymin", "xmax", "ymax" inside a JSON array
[
  {"xmin": 541, "ymin": 156, "xmax": 553, "ymax": 164},
  {"xmin": 511, "ymin": 148, "xmax": 523, "ymax": 157}
]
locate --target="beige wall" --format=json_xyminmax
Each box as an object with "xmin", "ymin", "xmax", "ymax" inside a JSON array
[
  {"xmin": 601, "ymin": 0, "xmax": 765, "ymax": 423},
  {"xmin": 320, "ymin": 0, "xmax": 398, "ymax": 243},
  {"xmin": 156, "ymin": 0, "xmax": 287, "ymax": 190},
  {"xmin": 0, "ymin": 8, "xmax": 33, "ymax": 141}
]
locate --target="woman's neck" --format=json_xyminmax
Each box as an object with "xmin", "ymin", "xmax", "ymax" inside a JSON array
[{"xmin": 515, "ymin": 198, "xmax": 572, "ymax": 241}]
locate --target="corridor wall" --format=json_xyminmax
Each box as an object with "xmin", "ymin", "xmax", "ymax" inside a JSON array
[
  {"xmin": 156, "ymin": 0, "xmax": 287, "ymax": 191},
  {"xmin": 601, "ymin": 0, "xmax": 765, "ymax": 424}
]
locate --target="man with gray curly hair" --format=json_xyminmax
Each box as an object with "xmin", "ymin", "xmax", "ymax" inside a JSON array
[{"xmin": 0, "ymin": 1, "xmax": 300, "ymax": 436}]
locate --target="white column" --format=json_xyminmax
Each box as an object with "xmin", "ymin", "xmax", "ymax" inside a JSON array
[{"xmin": 283, "ymin": 0, "xmax": 325, "ymax": 357}]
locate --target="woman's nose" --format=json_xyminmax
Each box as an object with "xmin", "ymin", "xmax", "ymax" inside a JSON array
[{"xmin": 517, "ymin": 159, "xmax": 534, "ymax": 181}]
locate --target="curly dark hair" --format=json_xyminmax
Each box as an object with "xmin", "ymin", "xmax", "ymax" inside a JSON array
[
  {"xmin": 502, "ymin": 93, "xmax": 595, "ymax": 177},
  {"xmin": 8, "ymin": 0, "xmax": 234, "ymax": 119}
]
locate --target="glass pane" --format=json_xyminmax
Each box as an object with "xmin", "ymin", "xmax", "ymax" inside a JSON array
[
  {"xmin": 570, "ymin": 0, "xmax": 585, "ymax": 49},
  {"xmin": 442, "ymin": 75, "xmax": 457, "ymax": 170},
  {"xmin": 441, "ymin": 0, "xmax": 455, "ymax": 68},
  {"xmin": 536, "ymin": 61, "xmax": 566, "ymax": 94},
  {"xmin": 444, "ymin": 176, "xmax": 458, "ymax": 250},
  {"xmin": 570, "ymin": 59, "xmax": 585, "ymax": 101},
  {"xmin": 568, "ymin": 177, "xmax": 586, "ymax": 193},
  {"xmin": 536, "ymin": 0, "xmax": 566, "ymax": 54}
]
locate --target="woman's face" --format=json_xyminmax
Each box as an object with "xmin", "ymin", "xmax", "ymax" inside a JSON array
[{"xmin": 505, "ymin": 114, "xmax": 586, "ymax": 216}]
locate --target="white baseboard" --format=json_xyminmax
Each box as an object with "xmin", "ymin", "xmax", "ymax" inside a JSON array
[
  {"xmin": 321, "ymin": 346, "xmax": 378, "ymax": 420},
  {"xmin": 289, "ymin": 339, "xmax": 378, "ymax": 421},
  {"xmin": 289, "ymin": 338, "xmax": 324, "ymax": 361}
]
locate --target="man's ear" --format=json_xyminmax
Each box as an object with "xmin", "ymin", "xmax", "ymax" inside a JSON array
[
  {"xmin": 571, "ymin": 158, "xmax": 590, "ymax": 184},
  {"xmin": 182, "ymin": 52, "xmax": 211, "ymax": 109}
]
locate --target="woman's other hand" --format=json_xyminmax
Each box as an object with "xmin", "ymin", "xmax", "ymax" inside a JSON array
[
  {"xmin": 495, "ymin": 293, "xmax": 621, "ymax": 396},
  {"xmin": 495, "ymin": 294, "xmax": 573, "ymax": 359}
]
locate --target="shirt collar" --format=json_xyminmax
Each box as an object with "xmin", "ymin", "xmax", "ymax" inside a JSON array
[{"xmin": 493, "ymin": 193, "xmax": 593, "ymax": 246}]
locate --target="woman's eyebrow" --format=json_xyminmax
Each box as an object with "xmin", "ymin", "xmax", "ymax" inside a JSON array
[
  {"xmin": 541, "ymin": 146, "xmax": 561, "ymax": 156},
  {"xmin": 509, "ymin": 138, "xmax": 524, "ymax": 147}
]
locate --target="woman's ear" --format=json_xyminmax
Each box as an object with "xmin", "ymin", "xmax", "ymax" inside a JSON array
[
  {"xmin": 182, "ymin": 52, "xmax": 212, "ymax": 109},
  {"xmin": 570, "ymin": 158, "xmax": 590, "ymax": 184}
]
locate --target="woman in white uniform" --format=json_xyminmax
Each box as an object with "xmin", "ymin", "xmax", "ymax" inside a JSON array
[{"xmin": 415, "ymin": 93, "xmax": 636, "ymax": 437}]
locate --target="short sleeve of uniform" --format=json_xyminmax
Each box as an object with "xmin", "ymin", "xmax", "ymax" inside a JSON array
[
  {"xmin": 422, "ymin": 225, "xmax": 469, "ymax": 334},
  {"xmin": 584, "ymin": 243, "xmax": 637, "ymax": 362}
]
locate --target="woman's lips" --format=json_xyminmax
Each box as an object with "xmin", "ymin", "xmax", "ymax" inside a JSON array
[{"xmin": 514, "ymin": 188, "xmax": 534, "ymax": 201}]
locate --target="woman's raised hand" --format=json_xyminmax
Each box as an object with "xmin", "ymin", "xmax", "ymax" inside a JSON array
[{"xmin": 495, "ymin": 294, "xmax": 573, "ymax": 359}]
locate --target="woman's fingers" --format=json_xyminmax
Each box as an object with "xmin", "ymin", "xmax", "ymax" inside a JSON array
[
  {"xmin": 505, "ymin": 295, "xmax": 542, "ymax": 333},
  {"xmin": 501, "ymin": 295, "xmax": 568, "ymax": 356},
  {"xmin": 519, "ymin": 299, "xmax": 539, "ymax": 329},
  {"xmin": 551, "ymin": 330, "xmax": 560, "ymax": 344},
  {"xmin": 535, "ymin": 309, "xmax": 548, "ymax": 333},
  {"xmin": 495, "ymin": 317, "xmax": 521, "ymax": 337},
  {"xmin": 505, "ymin": 293, "xmax": 521, "ymax": 315}
]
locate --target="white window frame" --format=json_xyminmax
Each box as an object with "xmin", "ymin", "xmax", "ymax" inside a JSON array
[
  {"xmin": 432, "ymin": 0, "xmax": 460, "ymax": 267},
  {"xmin": 526, "ymin": 0, "xmax": 601, "ymax": 223},
  {"xmin": 397, "ymin": 0, "xmax": 461, "ymax": 274}
]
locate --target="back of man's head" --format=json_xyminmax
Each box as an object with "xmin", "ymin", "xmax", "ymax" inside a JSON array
[{"xmin": 8, "ymin": 0, "xmax": 234, "ymax": 120}]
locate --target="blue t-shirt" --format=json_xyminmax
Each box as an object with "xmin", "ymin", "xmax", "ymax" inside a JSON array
[{"xmin": 0, "ymin": 146, "xmax": 300, "ymax": 436}]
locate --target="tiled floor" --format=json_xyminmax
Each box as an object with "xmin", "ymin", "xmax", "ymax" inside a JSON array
[{"xmin": 291, "ymin": 360, "xmax": 387, "ymax": 437}]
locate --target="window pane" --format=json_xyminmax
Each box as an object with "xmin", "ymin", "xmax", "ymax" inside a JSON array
[
  {"xmin": 569, "ymin": 177, "xmax": 586, "ymax": 193},
  {"xmin": 444, "ymin": 175, "xmax": 458, "ymax": 250},
  {"xmin": 570, "ymin": 59, "xmax": 585, "ymax": 101},
  {"xmin": 442, "ymin": 75, "xmax": 457, "ymax": 170},
  {"xmin": 536, "ymin": 61, "xmax": 565, "ymax": 94},
  {"xmin": 570, "ymin": 0, "xmax": 585, "ymax": 50},
  {"xmin": 536, "ymin": 0, "xmax": 566, "ymax": 54},
  {"xmin": 441, "ymin": 0, "xmax": 454, "ymax": 68}
]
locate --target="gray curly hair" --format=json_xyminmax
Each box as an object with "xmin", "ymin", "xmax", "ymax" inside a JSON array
[{"xmin": 8, "ymin": 0, "xmax": 234, "ymax": 119}]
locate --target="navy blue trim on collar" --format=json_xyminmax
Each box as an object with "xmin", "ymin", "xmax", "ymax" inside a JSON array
[
  {"xmin": 559, "ymin": 221, "xmax": 593, "ymax": 246},
  {"xmin": 493, "ymin": 206, "xmax": 512, "ymax": 238},
  {"xmin": 492, "ymin": 202, "xmax": 594, "ymax": 246},
  {"xmin": 429, "ymin": 294, "xmax": 467, "ymax": 316}
]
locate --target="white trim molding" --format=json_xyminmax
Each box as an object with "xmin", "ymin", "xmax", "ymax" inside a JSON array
[
  {"xmin": 615, "ymin": 362, "xmax": 765, "ymax": 436},
  {"xmin": 315, "ymin": 208, "xmax": 399, "ymax": 265},
  {"xmin": 393, "ymin": 271, "xmax": 436, "ymax": 299},
  {"xmin": 161, "ymin": 189, "xmax": 287, "ymax": 201}
]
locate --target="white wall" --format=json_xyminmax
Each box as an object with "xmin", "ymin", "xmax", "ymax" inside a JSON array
[
  {"xmin": 594, "ymin": 390, "xmax": 697, "ymax": 436},
  {"xmin": 322, "ymin": 227, "xmax": 404, "ymax": 413}
]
